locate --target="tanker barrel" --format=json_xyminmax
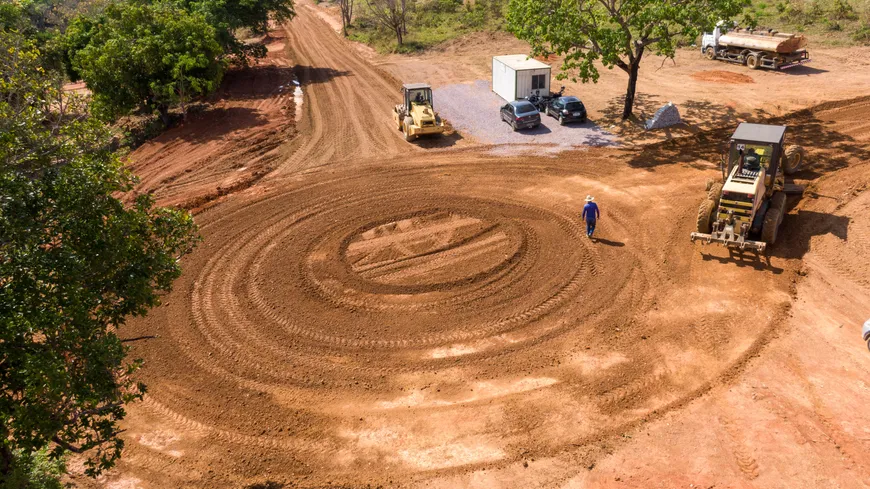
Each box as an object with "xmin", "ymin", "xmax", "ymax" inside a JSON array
[{"xmin": 718, "ymin": 31, "xmax": 807, "ymax": 53}]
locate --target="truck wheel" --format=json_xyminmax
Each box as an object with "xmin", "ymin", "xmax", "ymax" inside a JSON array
[
  {"xmin": 511, "ymin": 121, "xmax": 518, "ymax": 131},
  {"xmin": 697, "ymin": 198, "xmax": 716, "ymax": 234},
  {"xmin": 761, "ymin": 208, "xmax": 781, "ymax": 244},
  {"xmin": 783, "ymin": 145, "xmax": 805, "ymax": 175},
  {"xmin": 559, "ymin": 115, "xmax": 566, "ymax": 126},
  {"xmin": 746, "ymin": 54, "xmax": 760, "ymax": 70},
  {"xmin": 705, "ymin": 47, "xmax": 716, "ymax": 60}
]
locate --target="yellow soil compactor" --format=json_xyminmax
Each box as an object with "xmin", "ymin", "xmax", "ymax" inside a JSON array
[
  {"xmin": 393, "ymin": 83, "xmax": 445, "ymax": 142},
  {"xmin": 691, "ymin": 123, "xmax": 806, "ymax": 253}
]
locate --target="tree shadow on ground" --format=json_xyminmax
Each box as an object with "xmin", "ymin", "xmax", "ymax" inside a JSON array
[
  {"xmin": 294, "ymin": 65, "xmax": 352, "ymax": 85},
  {"xmin": 171, "ymin": 107, "xmax": 271, "ymax": 145},
  {"xmin": 220, "ymin": 66, "xmax": 298, "ymax": 100},
  {"xmin": 626, "ymin": 97, "xmax": 870, "ymax": 177},
  {"xmin": 598, "ymin": 93, "xmax": 665, "ymax": 135},
  {"xmin": 597, "ymin": 93, "xmax": 772, "ymax": 145}
]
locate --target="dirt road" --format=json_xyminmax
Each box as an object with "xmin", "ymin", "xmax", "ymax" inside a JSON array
[{"xmin": 76, "ymin": 4, "xmax": 870, "ymax": 489}]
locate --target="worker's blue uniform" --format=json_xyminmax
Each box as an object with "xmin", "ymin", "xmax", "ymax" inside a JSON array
[{"xmin": 582, "ymin": 202, "xmax": 600, "ymax": 237}]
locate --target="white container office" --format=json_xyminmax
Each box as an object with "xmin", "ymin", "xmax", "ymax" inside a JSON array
[{"xmin": 491, "ymin": 55, "xmax": 551, "ymax": 102}]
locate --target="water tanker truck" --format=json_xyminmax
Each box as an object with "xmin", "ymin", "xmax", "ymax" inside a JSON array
[{"xmin": 701, "ymin": 24, "xmax": 811, "ymax": 70}]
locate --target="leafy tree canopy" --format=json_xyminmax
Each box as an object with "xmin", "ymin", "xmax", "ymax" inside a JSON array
[
  {"xmin": 65, "ymin": 1, "xmax": 224, "ymax": 122},
  {"xmin": 176, "ymin": 0, "xmax": 296, "ymax": 64},
  {"xmin": 507, "ymin": 0, "xmax": 750, "ymax": 119},
  {"xmin": 0, "ymin": 31, "xmax": 198, "ymax": 478}
]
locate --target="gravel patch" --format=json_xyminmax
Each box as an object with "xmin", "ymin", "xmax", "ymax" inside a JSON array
[{"xmin": 434, "ymin": 80, "xmax": 616, "ymax": 153}]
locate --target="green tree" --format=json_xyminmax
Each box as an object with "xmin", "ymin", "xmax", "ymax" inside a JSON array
[
  {"xmin": 179, "ymin": 0, "xmax": 296, "ymax": 64},
  {"xmin": 66, "ymin": 1, "xmax": 224, "ymax": 123},
  {"xmin": 507, "ymin": 0, "xmax": 749, "ymax": 120},
  {"xmin": 1, "ymin": 31, "xmax": 198, "ymax": 479}
]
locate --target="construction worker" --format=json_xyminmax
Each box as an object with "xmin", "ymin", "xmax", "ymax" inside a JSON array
[{"xmin": 582, "ymin": 195, "xmax": 600, "ymax": 238}]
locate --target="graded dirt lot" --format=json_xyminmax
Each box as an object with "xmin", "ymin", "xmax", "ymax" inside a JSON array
[{"xmin": 73, "ymin": 3, "xmax": 870, "ymax": 488}]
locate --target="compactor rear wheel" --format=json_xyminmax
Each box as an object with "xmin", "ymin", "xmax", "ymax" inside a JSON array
[
  {"xmin": 697, "ymin": 199, "xmax": 716, "ymax": 234},
  {"xmin": 403, "ymin": 117, "xmax": 414, "ymax": 142},
  {"xmin": 783, "ymin": 145, "xmax": 805, "ymax": 175}
]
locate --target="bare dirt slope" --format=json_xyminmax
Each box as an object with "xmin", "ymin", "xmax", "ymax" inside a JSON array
[
  {"xmin": 127, "ymin": 29, "xmax": 297, "ymax": 209},
  {"xmin": 71, "ymin": 4, "xmax": 870, "ymax": 488}
]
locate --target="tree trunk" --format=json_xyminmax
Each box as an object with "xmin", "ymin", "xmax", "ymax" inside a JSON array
[
  {"xmin": 157, "ymin": 104, "xmax": 171, "ymax": 126},
  {"xmin": 340, "ymin": 1, "xmax": 350, "ymax": 36},
  {"xmin": 395, "ymin": 26, "xmax": 403, "ymax": 46},
  {"xmin": 621, "ymin": 62, "xmax": 639, "ymax": 120},
  {"xmin": 1, "ymin": 441, "xmax": 13, "ymax": 478}
]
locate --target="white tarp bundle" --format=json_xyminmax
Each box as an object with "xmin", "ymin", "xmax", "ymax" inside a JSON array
[{"xmin": 646, "ymin": 102, "xmax": 681, "ymax": 130}]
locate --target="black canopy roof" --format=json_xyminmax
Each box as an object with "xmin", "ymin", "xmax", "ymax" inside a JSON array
[{"xmin": 731, "ymin": 123, "xmax": 787, "ymax": 144}]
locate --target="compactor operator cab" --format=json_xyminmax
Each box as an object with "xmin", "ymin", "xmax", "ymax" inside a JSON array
[
  {"xmin": 404, "ymin": 85, "xmax": 433, "ymax": 109},
  {"xmin": 721, "ymin": 124, "xmax": 787, "ymax": 200},
  {"xmin": 394, "ymin": 82, "xmax": 444, "ymax": 142}
]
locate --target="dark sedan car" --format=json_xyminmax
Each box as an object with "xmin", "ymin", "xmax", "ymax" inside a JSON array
[
  {"xmin": 546, "ymin": 96, "xmax": 587, "ymax": 125},
  {"xmin": 500, "ymin": 100, "xmax": 541, "ymax": 131}
]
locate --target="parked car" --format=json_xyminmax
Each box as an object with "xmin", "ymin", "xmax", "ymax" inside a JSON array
[
  {"xmin": 500, "ymin": 100, "xmax": 541, "ymax": 131},
  {"xmin": 545, "ymin": 96, "xmax": 587, "ymax": 125}
]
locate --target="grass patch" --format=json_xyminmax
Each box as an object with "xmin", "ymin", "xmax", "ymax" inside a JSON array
[
  {"xmin": 745, "ymin": 0, "xmax": 870, "ymax": 46},
  {"xmin": 343, "ymin": 0, "xmax": 507, "ymax": 53}
]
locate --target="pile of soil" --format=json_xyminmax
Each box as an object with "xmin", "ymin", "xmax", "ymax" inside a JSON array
[{"xmin": 690, "ymin": 70, "xmax": 756, "ymax": 84}]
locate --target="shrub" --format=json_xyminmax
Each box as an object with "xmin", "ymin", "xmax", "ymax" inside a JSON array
[
  {"xmin": 830, "ymin": 0, "xmax": 858, "ymax": 20},
  {"xmin": 853, "ymin": 23, "xmax": 870, "ymax": 43},
  {"xmin": 1, "ymin": 449, "xmax": 65, "ymax": 489}
]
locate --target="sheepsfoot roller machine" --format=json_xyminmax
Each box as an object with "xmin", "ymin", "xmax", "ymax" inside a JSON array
[{"xmin": 690, "ymin": 123, "xmax": 806, "ymax": 253}]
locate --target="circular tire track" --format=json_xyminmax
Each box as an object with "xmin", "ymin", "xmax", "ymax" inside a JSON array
[{"xmin": 121, "ymin": 154, "xmax": 795, "ymax": 488}]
